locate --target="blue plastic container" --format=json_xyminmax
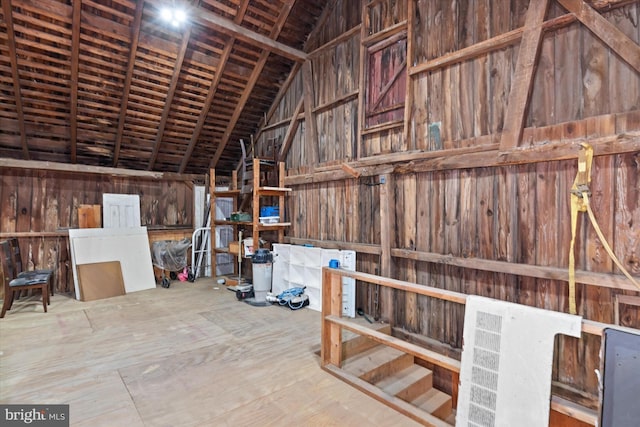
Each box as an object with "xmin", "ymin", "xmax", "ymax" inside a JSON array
[{"xmin": 260, "ymin": 206, "xmax": 279, "ymax": 217}]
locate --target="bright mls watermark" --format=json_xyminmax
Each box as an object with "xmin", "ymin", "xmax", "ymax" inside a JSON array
[{"xmin": 1, "ymin": 405, "xmax": 69, "ymax": 426}]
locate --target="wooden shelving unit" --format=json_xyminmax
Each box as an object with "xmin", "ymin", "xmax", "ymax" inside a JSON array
[{"xmin": 210, "ymin": 159, "xmax": 290, "ymax": 278}]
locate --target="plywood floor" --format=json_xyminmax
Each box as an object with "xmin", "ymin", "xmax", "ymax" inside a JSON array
[{"xmin": 0, "ymin": 278, "xmax": 420, "ymax": 426}]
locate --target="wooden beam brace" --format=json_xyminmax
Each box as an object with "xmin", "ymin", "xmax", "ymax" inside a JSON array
[
  {"xmin": 113, "ymin": 0, "xmax": 144, "ymax": 166},
  {"xmin": 2, "ymin": 0, "xmax": 29, "ymax": 160},
  {"xmin": 557, "ymin": 0, "xmax": 640, "ymax": 73},
  {"xmin": 148, "ymin": 26, "xmax": 192, "ymax": 170},
  {"xmin": 180, "ymin": 0, "xmax": 251, "ymax": 173},
  {"xmin": 302, "ymin": 60, "xmax": 319, "ymax": 164},
  {"xmin": 499, "ymin": 0, "xmax": 551, "ymax": 151},
  {"xmin": 278, "ymin": 97, "xmax": 304, "ymax": 162},
  {"xmin": 69, "ymin": 0, "xmax": 81, "ymax": 163}
]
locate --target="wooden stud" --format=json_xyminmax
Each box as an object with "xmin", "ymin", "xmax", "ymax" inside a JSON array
[{"xmin": 69, "ymin": 0, "xmax": 81, "ymax": 163}]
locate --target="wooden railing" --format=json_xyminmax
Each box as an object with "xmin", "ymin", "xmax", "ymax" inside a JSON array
[{"xmin": 320, "ymin": 267, "xmax": 616, "ymax": 426}]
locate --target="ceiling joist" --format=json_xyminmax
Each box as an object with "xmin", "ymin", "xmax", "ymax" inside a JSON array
[{"xmin": 69, "ymin": 0, "xmax": 82, "ymax": 163}]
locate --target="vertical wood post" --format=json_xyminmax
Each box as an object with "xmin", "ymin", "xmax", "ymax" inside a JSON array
[
  {"xmin": 252, "ymin": 158, "xmax": 261, "ymax": 249},
  {"xmin": 278, "ymin": 161, "xmax": 286, "ymax": 243},
  {"xmin": 403, "ymin": 0, "xmax": 415, "ymax": 150},
  {"xmin": 209, "ymin": 168, "xmax": 216, "ymax": 277},
  {"xmin": 322, "ymin": 267, "xmax": 343, "ymax": 367},
  {"xmin": 379, "ymin": 172, "xmax": 395, "ymax": 323}
]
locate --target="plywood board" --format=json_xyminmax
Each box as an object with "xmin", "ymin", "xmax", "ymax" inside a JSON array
[
  {"xmin": 77, "ymin": 261, "xmax": 125, "ymax": 301},
  {"xmin": 456, "ymin": 296, "xmax": 582, "ymax": 427},
  {"xmin": 69, "ymin": 227, "xmax": 156, "ymax": 300},
  {"xmin": 78, "ymin": 204, "xmax": 101, "ymax": 228}
]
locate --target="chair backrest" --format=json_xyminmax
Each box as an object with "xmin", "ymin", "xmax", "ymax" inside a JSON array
[
  {"xmin": 7, "ymin": 238, "xmax": 24, "ymax": 275},
  {"xmin": 0, "ymin": 240, "xmax": 15, "ymax": 285}
]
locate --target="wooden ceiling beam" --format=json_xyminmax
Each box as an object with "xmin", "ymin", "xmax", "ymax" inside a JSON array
[
  {"xmin": 557, "ymin": 0, "xmax": 640, "ymax": 73},
  {"xmin": 113, "ymin": 0, "xmax": 144, "ymax": 167},
  {"xmin": 210, "ymin": 0, "xmax": 297, "ymax": 168},
  {"xmin": 0, "ymin": 157, "xmax": 204, "ymax": 181},
  {"xmin": 178, "ymin": 0, "xmax": 251, "ymax": 174},
  {"xmin": 499, "ymin": 0, "xmax": 551, "ymax": 151},
  {"xmin": 69, "ymin": 0, "xmax": 81, "ymax": 163},
  {"xmin": 189, "ymin": 2, "xmax": 306, "ymax": 62},
  {"xmin": 148, "ymin": 26, "xmax": 192, "ymax": 170},
  {"xmin": 2, "ymin": 0, "xmax": 29, "ymax": 160}
]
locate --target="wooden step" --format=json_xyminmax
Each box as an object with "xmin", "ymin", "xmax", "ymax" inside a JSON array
[
  {"xmin": 374, "ymin": 364, "xmax": 434, "ymax": 402},
  {"xmin": 342, "ymin": 321, "xmax": 391, "ymax": 360},
  {"xmin": 412, "ymin": 387, "xmax": 453, "ymax": 420},
  {"xmin": 341, "ymin": 345, "xmax": 414, "ymax": 384}
]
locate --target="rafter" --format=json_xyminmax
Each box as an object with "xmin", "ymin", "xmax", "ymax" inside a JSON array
[
  {"xmin": 557, "ymin": 0, "xmax": 640, "ymax": 73},
  {"xmin": 69, "ymin": 0, "xmax": 82, "ymax": 163},
  {"xmin": 113, "ymin": 0, "xmax": 144, "ymax": 167},
  {"xmin": 210, "ymin": 0, "xmax": 296, "ymax": 168},
  {"xmin": 2, "ymin": 0, "xmax": 29, "ymax": 160},
  {"xmin": 148, "ymin": 26, "xmax": 192, "ymax": 170},
  {"xmin": 178, "ymin": 0, "xmax": 251, "ymax": 174},
  {"xmin": 499, "ymin": 0, "xmax": 551, "ymax": 151}
]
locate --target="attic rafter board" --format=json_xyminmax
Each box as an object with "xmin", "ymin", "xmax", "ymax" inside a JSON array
[{"xmin": 0, "ymin": 0, "xmax": 324, "ymax": 176}]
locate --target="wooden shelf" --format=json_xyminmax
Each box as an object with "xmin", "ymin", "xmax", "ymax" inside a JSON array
[
  {"xmin": 211, "ymin": 160, "xmax": 291, "ymax": 278},
  {"xmin": 257, "ymin": 186, "xmax": 292, "ymax": 196},
  {"xmin": 214, "ymin": 220, "xmax": 252, "ymax": 226},
  {"xmin": 214, "ymin": 189, "xmax": 241, "ymax": 197},
  {"xmin": 257, "ymin": 222, "xmax": 291, "ymax": 231}
]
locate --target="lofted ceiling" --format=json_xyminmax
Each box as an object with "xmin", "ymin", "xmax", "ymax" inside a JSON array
[{"xmin": 0, "ymin": 0, "xmax": 324, "ymax": 176}]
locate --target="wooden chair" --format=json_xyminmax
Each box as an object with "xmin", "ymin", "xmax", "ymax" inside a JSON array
[
  {"xmin": 0, "ymin": 240, "xmax": 50, "ymax": 318},
  {"xmin": 8, "ymin": 237, "xmax": 54, "ymax": 296}
]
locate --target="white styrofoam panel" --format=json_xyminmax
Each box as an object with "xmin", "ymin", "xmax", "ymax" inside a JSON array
[
  {"xmin": 69, "ymin": 227, "xmax": 156, "ymax": 300},
  {"xmin": 302, "ymin": 247, "xmax": 323, "ymax": 267},
  {"xmin": 456, "ymin": 296, "xmax": 582, "ymax": 427}
]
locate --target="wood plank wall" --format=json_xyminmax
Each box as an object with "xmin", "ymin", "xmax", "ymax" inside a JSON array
[
  {"xmin": 0, "ymin": 168, "xmax": 195, "ymax": 295},
  {"xmin": 262, "ymin": 0, "xmax": 640, "ymax": 413}
]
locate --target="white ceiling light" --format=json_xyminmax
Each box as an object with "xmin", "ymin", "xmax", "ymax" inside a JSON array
[{"xmin": 160, "ymin": 5, "xmax": 188, "ymax": 28}]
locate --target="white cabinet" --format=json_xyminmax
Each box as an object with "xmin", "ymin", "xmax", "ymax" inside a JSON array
[{"xmin": 272, "ymin": 244, "xmax": 356, "ymax": 317}]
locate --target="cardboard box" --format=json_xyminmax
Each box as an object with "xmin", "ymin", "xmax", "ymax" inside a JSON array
[{"xmin": 229, "ymin": 238, "xmax": 254, "ymax": 258}]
